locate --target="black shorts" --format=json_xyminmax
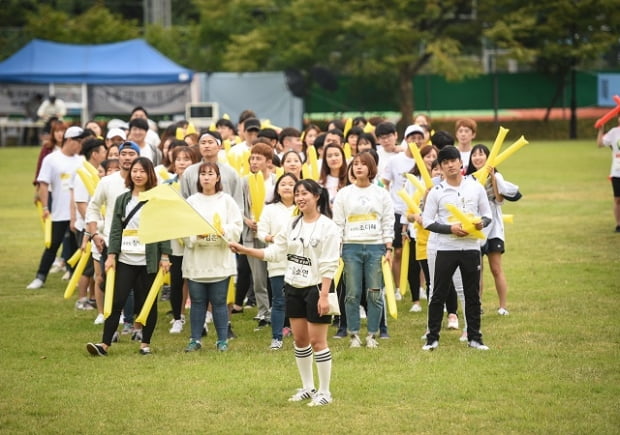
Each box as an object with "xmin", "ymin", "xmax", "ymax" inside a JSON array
[
  {"xmin": 393, "ymin": 213, "xmax": 403, "ymax": 249},
  {"xmin": 612, "ymin": 177, "xmax": 620, "ymax": 197},
  {"xmin": 285, "ymin": 284, "xmax": 332, "ymax": 324},
  {"xmin": 481, "ymin": 238, "xmax": 505, "ymax": 255}
]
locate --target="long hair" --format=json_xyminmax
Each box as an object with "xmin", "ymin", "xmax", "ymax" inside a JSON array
[
  {"xmin": 410, "ymin": 145, "xmax": 439, "ymax": 176},
  {"xmin": 269, "ymin": 173, "xmax": 299, "ymax": 204},
  {"xmin": 465, "ymin": 144, "xmax": 490, "ymax": 175},
  {"xmin": 318, "ymin": 143, "xmax": 347, "ymax": 191},
  {"xmin": 126, "ymin": 157, "xmax": 158, "ymax": 191}
]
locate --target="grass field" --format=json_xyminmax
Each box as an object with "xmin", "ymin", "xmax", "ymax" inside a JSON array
[{"xmin": 0, "ymin": 141, "xmax": 618, "ymax": 434}]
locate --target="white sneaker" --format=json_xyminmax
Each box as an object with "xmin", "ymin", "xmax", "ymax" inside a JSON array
[
  {"xmin": 447, "ymin": 314, "xmax": 459, "ymax": 330},
  {"xmin": 419, "ymin": 287, "xmax": 427, "ymax": 299},
  {"xmin": 410, "ymin": 303, "xmax": 422, "ymax": 313},
  {"xmin": 365, "ymin": 334, "xmax": 379, "ymax": 349},
  {"xmin": 497, "ymin": 308, "xmax": 510, "ymax": 316},
  {"xmin": 350, "ymin": 334, "xmax": 362, "ymax": 348},
  {"xmin": 270, "ymin": 339, "xmax": 283, "ymax": 350},
  {"xmin": 26, "ymin": 278, "xmax": 44, "ymax": 289},
  {"xmin": 468, "ymin": 340, "xmax": 490, "ymax": 351},
  {"xmin": 459, "ymin": 331, "xmax": 468, "ymax": 342},
  {"xmin": 61, "ymin": 271, "xmax": 71, "ymax": 281},
  {"xmin": 307, "ymin": 392, "xmax": 332, "ymax": 407},
  {"xmin": 359, "ymin": 306, "xmax": 367, "ymax": 319},
  {"xmin": 169, "ymin": 319, "xmax": 183, "ymax": 334},
  {"xmin": 394, "ymin": 290, "xmax": 402, "ymax": 301},
  {"xmin": 94, "ymin": 313, "xmax": 105, "ymax": 325},
  {"xmin": 421, "ymin": 330, "xmax": 429, "ymax": 340},
  {"xmin": 422, "ymin": 340, "xmax": 439, "ymax": 351},
  {"xmin": 288, "ymin": 388, "xmax": 316, "ymax": 402}
]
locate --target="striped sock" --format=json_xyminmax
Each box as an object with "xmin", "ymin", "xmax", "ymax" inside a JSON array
[
  {"xmin": 294, "ymin": 344, "xmax": 314, "ymax": 390},
  {"xmin": 314, "ymin": 347, "xmax": 332, "ymax": 395}
]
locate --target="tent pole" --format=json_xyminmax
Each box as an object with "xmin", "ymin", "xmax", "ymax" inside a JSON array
[{"xmin": 81, "ymin": 83, "xmax": 89, "ymax": 126}]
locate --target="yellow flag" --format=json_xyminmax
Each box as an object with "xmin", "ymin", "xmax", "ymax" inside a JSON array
[{"xmin": 138, "ymin": 184, "xmax": 222, "ymax": 244}]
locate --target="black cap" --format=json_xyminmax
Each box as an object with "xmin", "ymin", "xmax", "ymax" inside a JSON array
[{"xmin": 244, "ymin": 118, "xmax": 261, "ymax": 132}]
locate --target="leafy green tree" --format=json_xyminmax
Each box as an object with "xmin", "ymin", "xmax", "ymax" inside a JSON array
[{"xmin": 484, "ymin": 0, "xmax": 620, "ymax": 137}]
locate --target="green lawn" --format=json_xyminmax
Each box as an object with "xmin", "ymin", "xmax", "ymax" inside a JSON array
[{"xmin": 0, "ymin": 141, "xmax": 618, "ymax": 434}]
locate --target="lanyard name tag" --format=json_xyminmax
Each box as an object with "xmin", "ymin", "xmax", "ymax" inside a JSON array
[
  {"xmin": 287, "ymin": 254, "xmax": 312, "ymax": 280},
  {"xmin": 60, "ymin": 173, "xmax": 71, "ymax": 191},
  {"xmin": 121, "ymin": 229, "xmax": 145, "ymax": 254}
]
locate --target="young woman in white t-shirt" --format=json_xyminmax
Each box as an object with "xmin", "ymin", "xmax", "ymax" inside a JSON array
[{"xmin": 230, "ymin": 179, "xmax": 341, "ymax": 407}]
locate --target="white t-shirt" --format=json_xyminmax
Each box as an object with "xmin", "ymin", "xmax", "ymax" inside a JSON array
[
  {"xmin": 382, "ymin": 152, "xmax": 415, "ymax": 215},
  {"xmin": 377, "ymin": 147, "xmax": 400, "ymax": 180},
  {"xmin": 37, "ymin": 150, "xmax": 83, "ymax": 221},
  {"xmin": 602, "ymin": 126, "xmax": 620, "ymax": 177},
  {"xmin": 119, "ymin": 195, "xmax": 146, "ymax": 266},
  {"xmin": 85, "ymin": 171, "xmax": 128, "ymax": 243}
]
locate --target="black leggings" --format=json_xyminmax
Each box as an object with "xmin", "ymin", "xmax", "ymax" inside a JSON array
[{"xmin": 169, "ymin": 255, "xmax": 184, "ymax": 320}]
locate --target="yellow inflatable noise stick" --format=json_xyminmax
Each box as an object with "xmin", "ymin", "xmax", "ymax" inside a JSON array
[
  {"xmin": 474, "ymin": 126, "xmax": 509, "ymax": 184},
  {"xmin": 397, "ymin": 189, "xmax": 421, "ymax": 215},
  {"xmin": 399, "ymin": 238, "xmax": 410, "ymax": 297},
  {"xmin": 248, "ymin": 171, "xmax": 266, "ymax": 221},
  {"xmin": 103, "ymin": 267, "xmax": 115, "ymax": 318},
  {"xmin": 77, "ymin": 167, "xmax": 97, "ymax": 196},
  {"xmin": 492, "ymin": 136, "xmax": 529, "ymax": 168},
  {"xmin": 63, "ymin": 242, "xmax": 92, "ymax": 300},
  {"xmin": 226, "ymin": 276, "xmax": 236, "ymax": 305},
  {"xmin": 44, "ymin": 215, "xmax": 52, "ymax": 248},
  {"xmin": 136, "ymin": 268, "xmax": 166, "ymax": 326},
  {"xmin": 66, "ymin": 248, "xmax": 83, "ymax": 268},
  {"xmin": 382, "ymin": 256, "xmax": 397, "ymax": 319},
  {"xmin": 407, "ymin": 142, "xmax": 433, "ymax": 188},
  {"xmin": 343, "ymin": 143, "xmax": 352, "ymax": 161},
  {"xmin": 503, "ymin": 214, "xmax": 514, "ymax": 224},
  {"xmin": 334, "ymin": 258, "xmax": 345, "ymax": 288},
  {"xmin": 445, "ymin": 204, "xmax": 485, "ymax": 239}
]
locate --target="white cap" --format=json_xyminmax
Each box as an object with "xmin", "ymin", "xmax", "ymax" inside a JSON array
[
  {"xmin": 404, "ymin": 124, "xmax": 425, "ymax": 139},
  {"xmin": 64, "ymin": 126, "xmax": 86, "ymax": 139},
  {"xmin": 106, "ymin": 127, "xmax": 127, "ymax": 141},
  {"xmin": 106, "ymin": 118, "xmax": 129, "ymax": 131}
]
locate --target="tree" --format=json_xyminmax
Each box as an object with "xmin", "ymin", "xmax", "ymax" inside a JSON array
[
  {"xmin": 484, "ymin": 0, "xmax": 620, "ymax": 138},
  {"xmin": 191, "ymin": 0, "xmax": 484, "ymax": 127}
]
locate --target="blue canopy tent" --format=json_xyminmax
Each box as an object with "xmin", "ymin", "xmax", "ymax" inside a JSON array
[{"xmin": 0, "ymin": 39, "xmax": 194, "ymax": 123}]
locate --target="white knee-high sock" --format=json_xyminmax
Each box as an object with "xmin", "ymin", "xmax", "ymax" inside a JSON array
[
  {"xmin": 294, "ymin": 344, "xmax": 314, "ymax": 390},
  {"xmin": 314, "ymin": 347, "xmax": 332, "ymax": 395}
]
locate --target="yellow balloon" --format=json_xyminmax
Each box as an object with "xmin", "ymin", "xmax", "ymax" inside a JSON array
[
  {"xmin": 136, "ymin": 268, "xmax": 166, "ymax": 326},
  {"xmin": 104, "ymin": 267, "xmax": 115, "ymax": 318},
  {"xmin": 382, "ymin": 256, "xmax": 397, "ymax": 319},
  {"xmin": 399, "ymin": 238, "xmax": 410, "ymax": 297},
  {"xmin": 44, "ymin": 216, "xmax": 52, "ymax": 248},
  {"xmin": 63, "ymin": 242, "xmax": 92, "ymax": 300}
]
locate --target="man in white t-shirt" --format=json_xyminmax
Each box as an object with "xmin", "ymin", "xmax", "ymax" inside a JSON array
[
  {"xmin": 27, "ymin": 126, "xmax": 88, "ymax": 289},
  {"xmin": 421, "ymin": 146, "xmax": 492, "ymax": 351},
  {"xmin": 128, "ymin": 118, "xmax": 162, "ymax": 165},
  {"xmin": 597, "ymin": 115, "xmax": 620, "ymax": 232}
]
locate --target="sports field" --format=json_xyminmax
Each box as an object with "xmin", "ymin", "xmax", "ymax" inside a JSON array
[{"xmin": 0, "ymin": 140, "xmax": 618, "ymax": 434}]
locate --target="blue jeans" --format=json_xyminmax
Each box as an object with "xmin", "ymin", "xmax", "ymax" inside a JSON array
[
  {"xmin": 188, "ymin": 279, "xmax": 229, "ymax": 342},
  {"xmin": 342, "ymin": 243, "xmax": 385, "ymax": 335},
  {"xmin": 270, "ymin": 275, "xmax": 285, "ymax": 340}
]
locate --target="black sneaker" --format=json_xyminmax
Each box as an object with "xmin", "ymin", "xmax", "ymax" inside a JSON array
[
  {"xmin": 131, "ymin": 329, "xmax": 143, "ymax": 342},
  {"xmin": 254, "ymin": 319, "xmax": 270, "ymax": 331},
  {"xmin": 86, "ymin": 342, "xmax": 107, "ymax": 356},
  {"xmin": 227, "ymin": 323, "xmax": 237, "ymax": 339}
]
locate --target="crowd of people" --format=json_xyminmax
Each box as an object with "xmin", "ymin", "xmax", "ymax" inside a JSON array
[{"xmin": 28, "ymin": 106, "xmax": 526, "ymax": 407}]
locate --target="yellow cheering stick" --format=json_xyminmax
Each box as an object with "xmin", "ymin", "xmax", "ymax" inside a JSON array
[
  {"xmin": 77, "ymin": 167, "xmax": 97, "ymax": 196},
  {"xmin": 103, "ymin": 267, "xmax": 115, "ymax": 318},
  {"xmin": 227, "ymin": 276, "xmax": 236, "ymax": 305},
  {"xmin": 343, "ymin": 143, "xmax": 352, "ymax": 161},
  {"xmin": 492, "ymin": 135, "xmax": 529, "ymax": 168},
  {"xmin": 445, "ymin": 203, "xmax": 485, "ymax": 239},
  {"xmin": 275, "ymin": 166, "xmax": 284, "ymax": 179},
  {"xmin": 333, "ymin": 258, "xmax": 345, "ymax": 288},
  {"xmin": 307, "ymin": 145, "xmax": 319, "ymax": 180},
  {"xmin": 407, "ymin": 143, "xmax": 433, "ymax": 188},
  {"xmin": 405, "ymin": 173, "xmax": 428, "ymax": 196},
  {"xmin": 343, "ymin": 117, "xmax": 353, "ymax": 137},
  {"xmin": 136, "ymin": 268, "xmax": 166, "ymax": 326},
  {"xmin": 397, "ymin": 189, "xmax": 421, "ymax": 215},
  {"xmin": 248, "ymin": 171, "xmax": 266, "ymax": 221},
  {"xmin": 240, "ymin": 149, "xmax": 251, "ymax": 176},
  {"xmin": 83, "ymin": 160, "xmax": 100, "ymax": 179},
  {"xmin": 43, "ymin": 214, "xmax": 52, "ymax": 248},
  {"xmin": 66, "ymin": 248, "xmax": 83, "ymax": 268},
  {"xmin": 503, "ymin": 214, "xmax": 514, "ymax": 224},
  {"xmin": 63, "ymin": 242, "xmax": 92, "ymax": 299},
  {"xmin": 35, "ymin": 200, "xmax": 45, "ymax": 227},
  {"xmin": 382, "ymin": 256, "xmax": 397, "ymax": 319},
  {"xmin": 158, "ymin": 167, "xmax": 170, "ymax": 181},
  {"xmin": 399, "ymin": 238, "xmax": 410, "ymax": 297},
  {"xmin": 474, "ymin": 126, "xmax": 509, "ymax": 184}
]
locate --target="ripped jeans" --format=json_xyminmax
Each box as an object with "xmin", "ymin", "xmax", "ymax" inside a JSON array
[{"xmin": 342, "ymin": 243, "xmax": 385, "ymax": 335}]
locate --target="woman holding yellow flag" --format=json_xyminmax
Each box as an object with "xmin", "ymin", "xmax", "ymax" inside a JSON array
[
  {"xmin": 230, "ymin": 179, "xmax": 341, "ymax": 407},
  {"xmin": 86, "ymin": 157, "xmax": 171, "ymax": 356},
  {"xmin": 183, "ymin": 162, "xmax": 243, "ymax": 353}
]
